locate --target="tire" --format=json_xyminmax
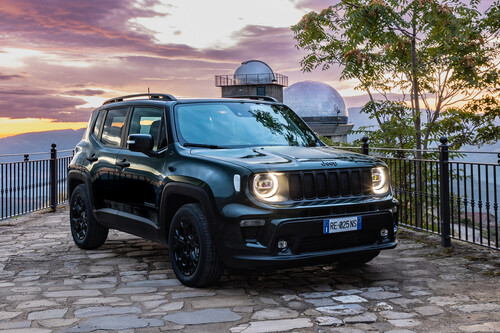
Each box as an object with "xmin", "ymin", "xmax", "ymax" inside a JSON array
[
  {"xmin": 168, "ymin": 203, "xmax": 224, "ymax": 287},
  {"xmin": 70, "ymin": 184, "xmax": 108, "ymax": 249},
  {"xmin": 337, "ymin": 251, "xmax": 380, "ymax": 267}
]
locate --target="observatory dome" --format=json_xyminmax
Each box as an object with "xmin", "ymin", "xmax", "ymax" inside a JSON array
[
  {"xmin": 234, "ymin": 60, "xmax": 275, "ymax": 85},
  {"xmin": 283, "ymin": 81, "xmax": 347, "ymax": 118}
]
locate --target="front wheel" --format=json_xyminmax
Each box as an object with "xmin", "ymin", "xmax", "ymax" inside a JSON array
[
  {"xmin": 168, "ymin": 203, "xmax": 224, "ymax": 287},
  {"xmin": 70, "ymin": 184, "xmax": 108, "ymax": 249}
]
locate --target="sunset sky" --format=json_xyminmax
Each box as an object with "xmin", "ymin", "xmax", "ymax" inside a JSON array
[
  {"xmin": 0, "ymin": 0, "xmax": 363, "ymax": 138},
  {"xmin": 0, "ymin": 0, "xmax": 495, "ymax": 139}
]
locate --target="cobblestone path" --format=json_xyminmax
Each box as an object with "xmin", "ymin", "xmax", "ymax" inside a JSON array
[{"xmin": 0, "ymin": 205, "xmax": 499, "ymax": 332}]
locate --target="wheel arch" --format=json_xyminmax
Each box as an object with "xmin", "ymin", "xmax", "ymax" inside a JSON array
[{"xmin": 159, "ymin": 182, "xmax": 218, "ymax": 244}]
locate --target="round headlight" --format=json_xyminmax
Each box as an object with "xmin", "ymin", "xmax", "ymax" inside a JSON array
[
  {"xmin": 253, "ymin": 173, "xmax": 279, "ymax": 199},
  {"xmin": 372, "ymin": 167, "xmax": 388, "ymax": 194}
]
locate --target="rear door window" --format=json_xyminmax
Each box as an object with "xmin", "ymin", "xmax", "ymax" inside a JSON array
[{"xmin": 101, "ymin": 108, "xmax": 128, "ymax": 147}]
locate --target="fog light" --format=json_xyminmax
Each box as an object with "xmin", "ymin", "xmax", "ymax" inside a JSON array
[
  {"xmin": 277, "ymin": 239, "xmax": 288, "ymax": 250},
  {"xmin": 391, "ymin": 206, "xmax": 398, "ymax": 214},
  {"xmin": 380, "ymin": 228, "xmax": 389, "ymax": 237},
  {"xmin": 240, "ymin": 219, "xmax": 265, "ymax": 227}
]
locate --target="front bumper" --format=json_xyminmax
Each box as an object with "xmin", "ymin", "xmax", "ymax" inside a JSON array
[{"xmin": 216, "ymin": 208, "xmax": 398, "ymax": 269}]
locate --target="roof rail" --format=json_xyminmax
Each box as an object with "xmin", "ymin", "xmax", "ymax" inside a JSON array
[
  {"xmin": 228, "ymin": 95, "xmax": 279, "ymax": 102},
  {"xmin": 102, "ymin": 93, "xmax": 177, "ymax": 105}
]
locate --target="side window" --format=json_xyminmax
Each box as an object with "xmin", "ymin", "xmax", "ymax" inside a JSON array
[
  {"xmin": 101, "ymin": 108, "xmax": 127, "ymax": 147},
  {"xmin": 129, "ymin": 107, "xmax": 166, "ymax": 151},
  {"xmin": 92, "ymin": 110, "xmax": 105, "ymax": 139}
]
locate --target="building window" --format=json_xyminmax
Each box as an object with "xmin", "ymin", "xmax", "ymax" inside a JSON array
[{"xmin": 256, "ymin": 86, "xmax": 266, "ymax": 96}]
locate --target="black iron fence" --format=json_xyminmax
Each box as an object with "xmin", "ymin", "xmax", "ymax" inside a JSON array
[
  {"xmin": 0, "ymin": 144, "xmax": 73, "ymax": 220},
  {"xmin": 336, "ymin": 137, "xmax": 499, "ymax": 250},
  {"xmin": 1, "ymin": 138, "xmax": 499, "ymax": 250}
]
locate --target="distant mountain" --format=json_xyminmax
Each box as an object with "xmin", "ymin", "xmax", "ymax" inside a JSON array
[{"xmin": 0, "ymin": 129, "xmax": 85, "ymax": 161}]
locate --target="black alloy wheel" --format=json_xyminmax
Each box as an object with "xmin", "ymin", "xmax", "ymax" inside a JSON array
[
  {"xmin": 69, "ymin": 184, "xmax": 108, "ymax": 249},
  {"xmin": 71, "ymin": 194, "xmax": 88, "ymax": 240},
  {"xmin": 171, "ymin": 217, "xmax": 200, "ymax": 276},
  {"xmin": 168, "ymin": 203, "xmax": 224, "ymax": 287}
]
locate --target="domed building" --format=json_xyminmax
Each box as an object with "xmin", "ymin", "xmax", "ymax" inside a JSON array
[
  {"xmin": 215, "ymin": 60, "xmax": 288, "ymax": 101},
  {"xmin": 284, "ymin": 81, "xmax": 353, "ymax": 143},
  {"xmin": 215, "ymin": 61, "xmax": 353, "ymax": 143}
]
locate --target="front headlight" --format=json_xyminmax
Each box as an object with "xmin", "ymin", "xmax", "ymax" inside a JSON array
[
  {"xmin": 372, "ymin": 167, "xmax": 389, "ymax": 194},
  {"xmin": 253, "ymin": 173, "xmax": 279, "ymax": 199}
]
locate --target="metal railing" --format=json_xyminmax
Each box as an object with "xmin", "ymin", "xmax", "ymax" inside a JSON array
[
  {"xmin": 0, "ymin": 144, "xmax": 73, "ymax": 220},
  {"xmin": 215, "ymin": 73, "xmax": 288, "ymax": 87},
  {"xmin": 334, "ymin": 137, "xmax": 499, "ymax": 250}
]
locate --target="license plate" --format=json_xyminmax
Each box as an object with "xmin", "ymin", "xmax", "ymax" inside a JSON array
[{"xmin": 323, "ymin": 216, "xmax": 362, "ymax": 234}]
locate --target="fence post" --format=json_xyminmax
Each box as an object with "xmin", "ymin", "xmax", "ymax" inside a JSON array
[
  {"xmin": 50, "ymin": 143, "xmax": 57, "ymax": 212},
  {"xmin": 439, "ymin": 137, "xmax": 451, "ymax": 247},
  {"xmin": 361, "ymin": 137, "xmax": 369, "ymax": 155}
]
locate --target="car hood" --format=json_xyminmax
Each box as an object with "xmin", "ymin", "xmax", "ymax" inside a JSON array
[{"xmin": 189, "ymin": 145, "xmax": 380, "ymax": 172}]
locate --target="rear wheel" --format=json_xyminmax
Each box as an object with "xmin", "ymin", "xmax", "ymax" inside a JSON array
[
  {"xmin": 70, "ymin": 184, "xmax": 108, "ymax": 249},
  {"xmin": 337, "ymin": 251, "xmax": 380, "ymax": 267},
  {"xmin": 169, "ymin": 203, "xmax": 224, "ymax": 287}
]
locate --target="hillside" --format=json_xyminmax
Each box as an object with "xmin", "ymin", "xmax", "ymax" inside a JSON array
[{"xmin": 0, "ymin": 129, "xmax": 86, "ymax": 159}]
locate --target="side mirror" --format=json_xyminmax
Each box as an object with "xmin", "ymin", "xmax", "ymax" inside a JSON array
[{"xmin": 127, "ymin": 134, "xmax": 154, "ymax": 154}]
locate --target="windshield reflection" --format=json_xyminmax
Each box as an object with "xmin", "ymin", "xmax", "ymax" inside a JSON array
[{"xmin": 174, "ymin": 103, "xmax": 318, "ymax": 148}]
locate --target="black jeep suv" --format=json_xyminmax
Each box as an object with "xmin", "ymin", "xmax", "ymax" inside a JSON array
[{"xmin": 68, "ymin": 93, "xmax": 398, "ymax": 287}]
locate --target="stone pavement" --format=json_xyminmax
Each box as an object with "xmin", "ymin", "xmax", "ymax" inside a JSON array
[{"xmin": 0, "ymin": 205, "xmax": 499, "ymax": 333}]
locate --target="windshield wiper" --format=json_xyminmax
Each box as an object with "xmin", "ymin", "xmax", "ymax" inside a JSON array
[{"xmin": 184, "ymin": 143, "xmax": 224, "ymax": 149}]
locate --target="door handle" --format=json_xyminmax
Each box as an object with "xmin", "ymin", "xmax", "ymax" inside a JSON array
[
  {"xmin": 86, "ymin": 155, "xmax": 98, "ymax": 162},
  {"xmin": 116, "ymin": 160, "xmax": 130, "ymax": 167}
]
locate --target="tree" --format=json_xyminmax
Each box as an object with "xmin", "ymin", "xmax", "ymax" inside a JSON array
[{"xmin": 292, "ymin": 0, "xmax": 500, "ymax": 152}]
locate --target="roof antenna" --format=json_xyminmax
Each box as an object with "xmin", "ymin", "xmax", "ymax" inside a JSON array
[{"xmin": 148, "ymin": 87, "xmax": 150, "ymax": 94}]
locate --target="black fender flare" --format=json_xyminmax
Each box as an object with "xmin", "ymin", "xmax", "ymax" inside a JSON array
[
  {"xmin": 158, "ymin": 182, "xmax": 219, "ymax": 245},
  {"xmin": 67, "ymin": 167, "xmax": 96, "ymax": 213}
]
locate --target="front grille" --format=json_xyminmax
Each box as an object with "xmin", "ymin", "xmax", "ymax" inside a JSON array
[
  {"xmin": 289, "ymin": 169, "xmax": 372, "ymax": 201},
  {"xmin": 296, "ymin": 230, "xmax": 377, "ymax": 253}
]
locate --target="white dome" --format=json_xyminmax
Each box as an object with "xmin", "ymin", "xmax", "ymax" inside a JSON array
[
  {"xmin": 283, "ymin": 81, "xmax": 347, "ymax": 118},
  {"xmin": 234, "ymin": 60, "xmax": 275, "ymax": 85}
]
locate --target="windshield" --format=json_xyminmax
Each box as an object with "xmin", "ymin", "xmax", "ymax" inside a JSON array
[{"xmin": 174, "ymin": 102, "xmax": 319, "ymax": 148}]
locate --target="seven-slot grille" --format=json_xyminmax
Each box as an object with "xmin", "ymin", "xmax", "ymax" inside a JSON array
[{"xmin": 289, "ymin": 169, "xmax": 372, "ymax": 200}]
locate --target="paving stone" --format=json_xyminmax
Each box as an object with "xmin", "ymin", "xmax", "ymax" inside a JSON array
[
  {"xmin": 62, "ymin": 315, "xmax": 164, "ymax": 332},
  {"xmin": 304, "ymin": 298, "xmax": 337, "ymax": 307},
  {"xmin": 380, "ymin": 311, "xmax": 416, "ymax": 320},
  {"xmin": 251, "ymin": 307, "xmax": 299, "ymax": 320},
  {"xmin": 73, "ymin": 306, "xmax": 141, "ymax": 317},
  {"xmin": 0, "ymin": 321, "xmax": 31, "ymax": 329},
  {"xmin": 387, "ymin": 319, "xmax": 422, "ymax": 327},
  {"xmin": 343, "ymin": 312, "xmax": 377, "ymax": 324},
  {"xmin": 451, "ymin": 303, "xmax": 500, "ymax": 313},
  {"xmin": 316, "ymin": 316, "xmax": 343, "ymax": 326},
  {"xmin": 16, "ymin": 300, "xmax": 59, "ymax": 309},
  {"xmin": 150, "ymin": 301, "xmax": 184, "ymax": 312},
  {"xmin": 427, "ymin": 295, "xmax": 470, "ymax": 306},
  {"xmin": 457, "ymin": 322, "xmax": 500, "ymax": 332},
  {"xmin": 414, "ymin": 305, "xmax": 444, "ymax": 316},
  {"xmin": 339, "ymin": 289, "xmax": 363, "ymax": 295},
  {"xmin": 361, "ymin": 291, "xmax": 402, "ymax": 300},
  {"xmin": 0, "ymin": 329, "xmax": 52, "ymax": 333},
  {"xmin": 229, "ymin": 318, "xmax": 313, "ymax": 333},
  {"xmin": 372, "ymin": 302, "xmax": 393, "ymax": 311},
  {"xmin": 43, "ymin": 290, "xmax": 102, "ymax": 298},
  {"xmin": 163, "ymin": 308, "xmax": 241, "ymax": 325},
  {"xmin": 126, "ymin": 279, "xmax": 181, "ymax": 287},
  {"xmin": 299, "ymin": 291, "xmax": 337, "ymax": 298},
  {"xmin": 316, "ymin": 304, "xmax": 366, "ymax": 316},
  {"xmin": 0, "ymin": 310, "xmax": 22, "ymax": 321},
  {"xmin": 333, "ymin": 295, "xmax": 368, "ymax": 303},
  {"xmin": 39, "ymin": 318, "xmax": 80, "ymax": 328},
  {"xmin": 112, "ymin": 287, "xmax": 157, "ymax": 295},
  {"xmin": 72, "ymin": 297, "xmax": 126, "ymax": 305},
  {"xmin": 191, "ymin": 297, "xmax": 255, "ymax": 309},
  {"xmin": 27, "ymin": 308, "xmax": 68, "ymax": 320},
  {"xmin": 384, "ymin": 330, "xmax": 417, "ymax": 333},
  {"xmin": 389, "ymin": 298, "xmax": 423, "ymax": 308},
  {"xmin": 170, "ymin": 291, "xmax": 216, "ymax": 299}
]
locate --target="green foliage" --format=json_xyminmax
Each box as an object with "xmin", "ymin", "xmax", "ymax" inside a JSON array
[{"xmin": 293, "ymin": 0, "xmax": 500, "ymax": 151}]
